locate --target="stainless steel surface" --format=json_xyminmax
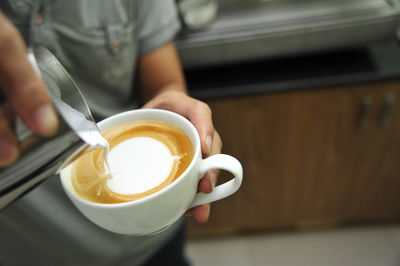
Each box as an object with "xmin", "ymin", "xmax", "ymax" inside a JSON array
[
  {"xmin": 176, "ymin": 0, "xmax": 400, "ymax": 68},
  {"xmin": 34, "ymin": 46, "xmax": 101, "ymax": 147},
  {"xmin": 0, "ymin": 45, "xmax": 100, "ymax": 210},
  {"xmin": 178, "ymin": 0, "xmax": 218, "ymax": 31}
]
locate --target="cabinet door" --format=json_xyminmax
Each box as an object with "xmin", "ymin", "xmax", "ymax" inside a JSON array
[
  {"xmin": 187, "ymin": 81, "xmax": 400, "ymax": 236},
  {"xmin": 342, "ymin": 82, "xmax": 400, "ymax": 221}
]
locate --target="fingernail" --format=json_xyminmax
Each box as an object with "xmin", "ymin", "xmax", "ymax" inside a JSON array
[
  {"xmin": 206, "ymin": 135, "xmax": 213, "ymax": 154},
  {"xmin": 0, "ymin": 140, "xmax": 18, "ymax": 167},
  {"xmin": 209, "ymin": 173, "xmax": 216, "ymax": 190},
  {"xmin": 205, "ymin": 204, "xmax": 211, "ymax": 220},
  {"xmin": 35, "ymin": 105, "xmax": 58, "ymax": 135}
]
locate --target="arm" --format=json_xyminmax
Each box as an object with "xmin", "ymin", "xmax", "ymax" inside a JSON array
[
  {"xmin": 138, "ymin": 41, "xmax": 221, "ymax": 223},
  {"xmin": 137, "ymin": 42, "xmax": 186, "ymax": 102}
]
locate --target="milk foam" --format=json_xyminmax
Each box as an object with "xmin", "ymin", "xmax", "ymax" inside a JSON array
[
  {"xmin": 56, "ymin": 98, "xmax": 112, "ymax": 172},
  {"xmin": 99, "ymin": 140, "xmax": 111, "ymax": 175},
  {"xmin": 106, "ymin": 137, "xmax": 174, "ymax": 194}
]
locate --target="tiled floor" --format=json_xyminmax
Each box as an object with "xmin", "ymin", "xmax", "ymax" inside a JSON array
[{"xmin": 187, "ymin": 225, "xmax": 400, "ymax": 266}]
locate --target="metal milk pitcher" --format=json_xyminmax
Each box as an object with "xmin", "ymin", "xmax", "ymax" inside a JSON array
[{"xmin": 0, "ymin": 45, "xmax": 104, "ymax": 210}]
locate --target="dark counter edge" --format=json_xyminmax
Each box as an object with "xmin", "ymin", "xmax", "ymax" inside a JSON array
[{"xmin": 185, "ymin": 40, "xmax": 400, "ymax": 100}]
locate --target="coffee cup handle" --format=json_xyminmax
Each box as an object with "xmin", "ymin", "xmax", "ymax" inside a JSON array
[{"xmin": 188, "ymin": 154, "xmax": 243, "ymax": 209}]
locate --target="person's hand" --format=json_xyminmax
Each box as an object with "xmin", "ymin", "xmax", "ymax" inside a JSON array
[
  {"xmin": 0, "ymin": 13, "xmax": 58, "ymax": 167},
  {"xmin": 143, "ymin": 90, "xmax": 222, "ymax": 223}
]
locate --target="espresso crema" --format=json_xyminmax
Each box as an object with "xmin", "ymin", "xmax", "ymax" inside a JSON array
[{"xmin": 71, "ymin": 120, "xmax": 194, "ymax": 204}]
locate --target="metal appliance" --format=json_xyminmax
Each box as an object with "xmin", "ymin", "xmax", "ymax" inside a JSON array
[{"xmin": 176, "ymin": 0, "xmax": 400, "ymax": 68}]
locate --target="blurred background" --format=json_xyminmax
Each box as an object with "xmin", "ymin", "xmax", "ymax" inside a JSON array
[{"xmin": 175, "ymin": 0, "xmax": 400, "ymax": 265}]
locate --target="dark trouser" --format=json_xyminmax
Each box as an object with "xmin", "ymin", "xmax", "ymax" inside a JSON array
[{"xmin": 142, "ymin": 222, "xmax": 190, "ymax": 266}]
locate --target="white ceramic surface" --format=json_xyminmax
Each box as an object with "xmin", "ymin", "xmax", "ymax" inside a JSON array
[{"xmin": 60, "ymin": 109, "xmax": 243, "ymax": 235}]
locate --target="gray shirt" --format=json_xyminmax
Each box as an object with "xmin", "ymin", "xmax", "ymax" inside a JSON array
[
  {"xmin": 0, "ymin": 1, "xmax": 183, "ymax": 265},
  {"xmin": 2, "ymin": 0, "xmax": 180, "ymax": 117}
]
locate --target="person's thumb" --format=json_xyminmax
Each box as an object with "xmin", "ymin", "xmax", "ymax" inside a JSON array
[{"xmin": 0, "ymin": 13, "xmax": 58, "ymax": 136}]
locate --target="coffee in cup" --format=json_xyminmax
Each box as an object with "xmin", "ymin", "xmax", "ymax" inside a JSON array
[{"xmin": 71, "ymin": 120, "xmax": 194, "ymax": 204}]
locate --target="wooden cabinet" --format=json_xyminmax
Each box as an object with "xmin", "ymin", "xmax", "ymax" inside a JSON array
[{"xmin": 188, "ymin": 80, "xmax": 400, "ymax": 236}]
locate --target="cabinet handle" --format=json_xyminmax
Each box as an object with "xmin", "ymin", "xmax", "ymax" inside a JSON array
[
  {"xmin": 380, "ymin": 94, "xmax": 396, "ymax": 129},
  {"xmin": 356, "ymin": 97, "xmax": 372, "ymax": 130}
]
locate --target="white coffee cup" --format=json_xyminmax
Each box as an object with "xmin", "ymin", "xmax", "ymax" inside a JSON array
[{"xmin": 59, "ymin": 109, "xmax": 243, "ymax": 235}]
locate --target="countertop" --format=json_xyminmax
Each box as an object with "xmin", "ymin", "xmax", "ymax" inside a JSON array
[{"xmin": 185, "ymin": 41, "xmax": 400, "ymax": 100}]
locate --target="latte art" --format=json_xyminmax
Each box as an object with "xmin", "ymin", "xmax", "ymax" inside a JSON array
[
  {"xmin": 71, "ymin": 120, "xmax": 194, "ymax": 204},
  {"xmin": 106, "ymin": 137, "xmax": 178, "ymax": 194}
]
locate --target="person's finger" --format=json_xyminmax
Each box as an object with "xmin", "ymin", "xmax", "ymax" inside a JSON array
[
  {"xmin": 2, "ymin": 102, "xmax": 16, "ymax": 129},
  {"xmin": 0, "ymin": 13, "xmax": 58, "ymax": 136},
  {"xmin": 198, "ymin": 131, "xmax": 222, "ymax": 193},
  {"xmin": 0, "ymin": 107, "xmax": 18, "ymax": 167},
  {"xmin": 197, "ymin": 170, "xmax": 217, "ymax": 194},
  {"xmin": 187, "ymin": 101, "xmax": 215, "ymax": 156},
  {"xmin": 194, "ymin": 204, "xmax": 210, "ymax": 223},
  {"xmin": 211, "ymin": 131, "xmax": 222, "ymax": 156},
  {"xmin": 143, "ymin": 91, "xmax": 215, "ymax": 155}
]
